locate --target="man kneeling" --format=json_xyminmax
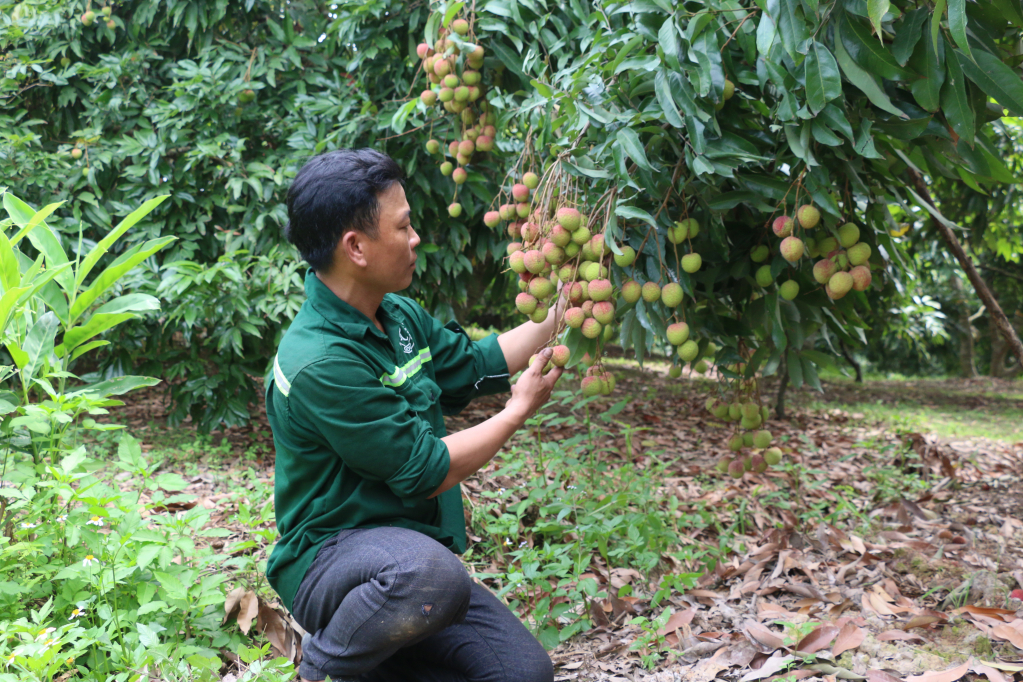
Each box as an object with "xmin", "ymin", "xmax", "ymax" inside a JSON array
[{"xmin": 264, "ymin": 148, "xmax": 564, "ymax": 681}]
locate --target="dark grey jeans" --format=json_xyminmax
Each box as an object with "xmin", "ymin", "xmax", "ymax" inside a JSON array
[{"xmin": 290, "ymin": 526, "xmax": 554, "ymax": 682}]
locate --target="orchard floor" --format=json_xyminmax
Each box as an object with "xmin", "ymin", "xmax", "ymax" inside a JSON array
[{"xmin": 98, "ymin": 358, "xmax": 1023, "ymax": 682}]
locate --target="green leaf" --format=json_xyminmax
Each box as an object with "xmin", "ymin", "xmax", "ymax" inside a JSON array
[
  {"xmin": 66, "ymin": 375, "xmax": 161, "ymax": 399},
  {"xmin": 615, "ymin": 128, "xmax": 652, "ymax": 171},
  {"xmin": 834, "ymin": 20, "xmax": 908, "ymax": 118},
  {"xmin": 955, "ymin": 48, "xmax": 1023, "ymax": 117},
  {"xmin": 892, "ymin": 8, "xmax": 927, "ymax": 66},
  {"xmin": 804, "ymin": 41, "xmax": 842, "ymax": 114},
  {"xmin": 786, "ymin": 348, "xmax": 804, "ymax": 388},
  {"xmin": 75, "ymin": 197, "xmax": 172, "ymax": 288},
  {"xmin": 931, "ymin": 0, "xmax": 946, "ymax": 55},
  {"xmin": 940, "ymin": 39, "xmax": 974, "ymax": 145},
  {"xmin": 908, "ymin": 27, "xmax": 945, "ymax": 112},
  {"xmin": 654, "ymin": 69, "xmax": 684, "ymax": 127},
  {"xmin": 442, "ymin": 2, "xmax": 465, "ymax": 28},
  {"xmin": 756, "ymin": 12, "xmax": 777, "ymax": 55},
  {"xmin": 947, "ymin": 0, "xmax": 973, "ymax": 63},
  {"xmin": 841, "ymin": 12, "xmax": 912, "ymax": 81},
  {"xmin": 867, "ymin": 0, "xmax": 890, "ymax": 40},
  {"xmin": 658, "ymin": 17, "xmax": 680, "ymax": 70},
  {"xmin": 3, "ymin": 194, "xmax": 74, "ymax": 294},
  {"xmin": 70, "ymin": 236, "xmax": 176, "ymax": 320},
  {"xmin": 530, "ymin": 79, "xmax": 554, "ymax": 98},
  {"xmin": 57, "ymin": 312, "xmax": 136, "ymax": 356},
  {"xmin": 614, "ymin": 205, "xmax": 658, "ymax": 228},
  {"xmin": 767, "ymin": 0, "xmax": 811, "ymax": 61},
  {"xmin": 94, "ymin": 293, "xmax": 161, "ymax": 316},
  {"xmin": 22, "ymin": 312, "xmax": 59, "ymax": 387}
]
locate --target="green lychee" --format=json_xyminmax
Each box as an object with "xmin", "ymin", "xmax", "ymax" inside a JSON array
[
  {"xmin": 837, "ymin": 222, "xmax": 860, "ymax": 248},
  {"xmin": 666, "ymin": 322, "xmax": 690, "ymax": 346},
  {"xmin": 779, "ymin": 280, "xmax": 799, "ymax": 300},
  {"xmin": 661, "ymin": 282, "xmax": 683, "ymax": 307}
]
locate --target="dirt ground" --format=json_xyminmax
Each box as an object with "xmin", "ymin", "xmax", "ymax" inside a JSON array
[{"xmin": 101, "ymin": 363, "xmax": 1023, "ymax": 682}]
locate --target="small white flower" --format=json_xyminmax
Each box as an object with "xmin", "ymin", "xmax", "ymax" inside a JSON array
[
  {"xmin": 5, "ymin": 654, "xmax": 14, "ymax": 667},
  {"xmin": 86, "ymin": 516, "xmax": 103, "ymax": 527},
  {"xmin": 518, "ymin": 540, "xmax": 527, "ymax": 548},
  {"xmin": 503, "ymin": 537, "xmax": 512, "ymax": 547},
  {"xmin": 56, "ymin": 515, "xmax": 68, "ymax": 523},
  {"xmin": 35, "ymin": 627, "xmax": 56, "ymax": 641},
  {"xmin": 69, "ymin": 607, "xmax": 86, "ymax": 620},
  {"xmin": 82, "ymin": 555, "xmax": 99, "ymax": 567},
  {"xmin": 567, "ymin": 485, "xmax": 577, "ymax": 490},
  {"xmin": 20, "ymin": 522, "xmax": 36, "ymax": 529},
  {"xmin": 498, "ymin": 488, "xmax": 506, "ymax": 494}
]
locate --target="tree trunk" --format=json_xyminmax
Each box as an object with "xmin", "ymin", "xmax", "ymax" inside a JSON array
[
  {"xmin": 990, "ymin": 311, "xmax": 1023, "ymax": 378},
  {"xmin": 949, "ymin": 275, "xmax": 978, "ymax": 378},
  {"xmin": 775, "ymin": 355, "xmax": 788, "ymax": 420},
  {"xmin": 906, "ymin": 169, "xmax": 1023, "ymax": 369},
  {"xmin": 839, "ymin": 341, "xmax": 863, "ymax": 383}
]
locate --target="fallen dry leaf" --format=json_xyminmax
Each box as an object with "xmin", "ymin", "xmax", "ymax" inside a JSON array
[
  {"xmin": 876, "ymin": 631, "xmax": 925, "ymax": 644},
  {"xmin": 992, "ymin": 624, "xmax": 1023, "ymax": 649},
  {"xmin": 867, "ymin": 670, "xmax": 904, "ymax": 682},
  {"xmin": 970, "ymin": 661, "xmax": 1008, "ymax": 682},
  {"xmin": 744, "ymin": 621, "xmax": 786, "ymax": 650},
  {"xmin": 794, "ymin": 624, "xmax": 840, "ymax": 654},
  {"xmin": 904, "ymin": 658, "xmax": 972, "ymax": 682},
  {"xmin": 833, "ymin": 622, "xmax": 865, "ymax": 657}
]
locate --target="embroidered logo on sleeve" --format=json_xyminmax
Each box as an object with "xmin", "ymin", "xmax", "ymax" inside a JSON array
[{"xmin": 398, "ymin": 325, "xmax": 415, "ymax": 355}]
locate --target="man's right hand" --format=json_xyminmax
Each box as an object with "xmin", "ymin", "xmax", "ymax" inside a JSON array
[{"xmin": 506, "ymin": 348, "xmax": 563, "ymax": 423}]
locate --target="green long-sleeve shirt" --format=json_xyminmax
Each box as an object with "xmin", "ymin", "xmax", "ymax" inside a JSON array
[{"xmin": 263, "ymin": 269, "xmax": 511, "ymax": 612}]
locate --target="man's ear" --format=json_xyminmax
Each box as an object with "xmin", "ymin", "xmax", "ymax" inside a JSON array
[{"xmin": 340, "ymin": 230, "xmax": 369, "ymax": 268}]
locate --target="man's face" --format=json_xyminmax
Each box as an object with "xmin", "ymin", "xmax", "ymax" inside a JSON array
[{"xmin": 362, "ymin": 182, "xmax": 420, "ymax": 293}]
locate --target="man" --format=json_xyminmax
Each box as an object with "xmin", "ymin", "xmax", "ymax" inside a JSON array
[{"xmin": 264, "ymin": 148, "xmax": 565, "ymax": 682}]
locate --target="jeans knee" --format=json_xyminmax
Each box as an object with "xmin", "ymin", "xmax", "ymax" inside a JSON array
[
  {"xmin": 412, "ymin": 542, "xmax": 471, "ymax": 614},
  {"xmin": 522, "ymin": 650, "xmax": 555, "ymax": 682}
]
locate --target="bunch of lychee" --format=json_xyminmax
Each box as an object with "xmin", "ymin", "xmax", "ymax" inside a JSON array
[
  {"xmin": 705, "ymin": 392, "xmax": 783, "ymax": 478},
  {"xmin": 81, "ymin": 6, "xmax": 116, "ymax": 29},
  {"xmin": 417, "ymin": 19, "xmax": 496, "ymax": 218},
  {"xmin": 808, "ymin": 222, "xmax": 872, "ymax": 299},
  {"xmin": 507, "ymin": 205, "xmax": 619, "ymax": 344},
  {"xmin": 528, "ymin": 345, "xmax": 615, "ymax": 397}
]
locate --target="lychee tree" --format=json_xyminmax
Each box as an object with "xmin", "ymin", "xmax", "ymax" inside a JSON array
[{"xmin": 395, "ymin": 0, "xmax": 1023, "ymax": 476}]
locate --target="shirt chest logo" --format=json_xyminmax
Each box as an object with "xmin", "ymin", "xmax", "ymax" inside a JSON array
[{"xmin": 398, "ymin": 325, "xmax": 415, "ymax": 355}]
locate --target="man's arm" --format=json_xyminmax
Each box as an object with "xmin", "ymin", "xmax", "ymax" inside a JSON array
[
  {"xmin": 497, "ymin": 288, "xmax": 568, "ymax": 376},
  {"xmin": 429, "ymin": 349, "xmax": 562, "ymax": 498}
]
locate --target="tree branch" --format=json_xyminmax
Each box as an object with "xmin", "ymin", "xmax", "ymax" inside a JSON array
[{"xmin": 906, "ymin": 168, "xmax": 1023, "ymax": 367}]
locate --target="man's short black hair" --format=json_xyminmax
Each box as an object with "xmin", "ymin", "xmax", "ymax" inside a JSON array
[{"xmin": 284, "ymin": 148, "xmax": 406, "ymax": 272}]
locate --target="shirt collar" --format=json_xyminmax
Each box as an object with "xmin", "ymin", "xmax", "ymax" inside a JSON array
[{"xmin": 304, "ymin": 268, "xmax": 399, "ymax": 340}]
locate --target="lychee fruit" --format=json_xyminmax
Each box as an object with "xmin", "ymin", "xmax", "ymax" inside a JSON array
[
  {"xmin": 515, "ymin": 293, "xmax": 538, "ymax": 315},
  {"xmin": 564, "ymin": 307, "xmax": 585, "ymax": 328},
  {"xmin": 666, "ymin": 322, "xmax": 690, "ymax": 345},
  {"xmin": 751, "ymin": 245, "xmax": 769, "ymax": 263},
  {"xmin": 421, "ymin": 90, "xmax": 438, "ymax": 106},
  {"xmin": 568, "ymin": 281, "xmax": 587, "ymax": 303},
  {"xmin": 850, "ymin": 265, "xmax": 872, "ymax": 291},
  {"xmin": 678, "ymin": 340, "xmax": 699, "ymax": 363},
  {"xmin": 837, "ymin": 222, "xmax": 860, "ymax": 248},
  {"xmin": 728, "ymin": 435, "xmax": 744, "ymax": 453},
  {"xmin": 523, "ymin": 250, "xmax": 546, "ymax": 274},
  {"xmin": 847, "ymin": 242, "xmax": 871, "ymax": 266},
  {"xmin": 641, "ymin": 282, "xmax": 661, "ymax": 303},
  {"xmin": 542, "ymin": 242, "xmax": 565, "ymax": 265},
  {"xmin": 593, "ymin": 301, "xmax": 615, "ymax": 325},
  {"xmin": 417, "ymin": 43, "xmax": 431, "ymax": 59},
  {"xmin": 779, "ymin": 280, "xmax": 799, "ymax": 300},
  {"xmin": 556, "ymin": 207, "xmax": 582, "ymax": 231},
  {"xmin": 829, "ymin": 271, "xmax": 854, "ymax": 297},
  {"xmin": 755, "ymin": 265, "xmax": 774, "ymax": 288},
  {"xmin": 512, "ymin": 183, "xmax": 530, "ymax": 202},
  {"xmin": 484, "ymin": 211, "xmax": 501, "ymax": 228},
  {"xmin": 462, "ymin": 70, "xmax": 481, "ymax": 86},
  {"xmin": 581, "ymin": 301, "xmax": 594, "ymax": 317},
  {"xmin": 507, "ymin": 242, "xmax": 523, "ymax": 256},
  {"xmin": 661, "ymin": 282, "xmax": 683, "ymax": 307},
  {"xmin": 667, "ymin": 222, "xmax": 688, "ymax": 244},
  {"xmin": 458, "ymin": 139, "xmax": 474, "ymax": 156},
  {"xmin": 81, "ymin": 10, "xmax": 95, "ymax": 25},
  {"xmin": 621, "ymin": 280, "xmax": 641, "ymax": 303},
  {"xmin": 570, "ymin": 226, "xmax": 591, "ymax": 245},
  {"xmin": 681, "ymin": 253, "xmax": 702, "ymax": 273},
  {"xmin": 523, "ymin": 172, "xmax": 539, "ymax": 189},
  {"xmin": 780, "ymin": 237, "xmax": 804, "ymax": 263},
  {"xmin": 581, "ymin": 318, "xmax": 603, "ymax": 339},
  {"xmin": 70, "ymin": 148, "xmax": 83, "ymax": 159},
  {"xmin": 581, "ymin": 376, "xmax": 601, "ymax": 397},
  {"xmin": 530, "ymin": 306, "xmax": 549, "ymax": 324},
  {"xmin": 763, "ymin": 447, "xmax": 782, "ymax": 465},
  {"xmin": 452, "ymin": 167, "xmax": 468, "ymax": 185},
  {"xmin": 520, "ymin": 222, "xmax": 540, "ymax": 242},
  {"xmin": 589, "ymin": 279, "xmax": 613, "ymax": 302},
  {"xmin": 515, "ymin": 203, "xmax": 530, "ymax": 219},
  {"xmin": 614, "ymin": 245, "xmax": 636, "ymax": 267},
  {"xmin": 448, "ymin": 203, "xmax": 462, "ymax": 217},
  {"xmin": 452, "ymin": 18, "xmax": 469, "ymax": 35},
  {"xmin": 772, "ymin": 216, "xmax": 794, "ymax": 238},
  {"xmin": 529, "ymin": 277, "xmax": 554, "ymax": 299},
  {"xmin": 475, "ymin": 135, "xmax": 494, "ymax": 152},
  {"xmin": 551, "ymin": 345, "xmax": 570, "ymax": 367},
  {"xmin": 796, "ymin": 205, "xmax": 820, "ymax": 229},
  {"xmin": 753, "ymin": 430, "xmax": 772, "ymax": 449},
  {"xmin": 813, "ymin": 258, "xmax": 837, "ymax": 284},
  {"xmin": 499, "ymin": 204, "xmax": 516, "ymax": 221}
]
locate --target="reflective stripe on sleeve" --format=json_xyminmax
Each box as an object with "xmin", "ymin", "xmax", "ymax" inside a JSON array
[
  {"xmin": 381, "ymin": 347, "xmax": 433, "ymax": 388},
  {"xmin": 274, "ymin": 354, "xmax": 291, "ymax": 397}
]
